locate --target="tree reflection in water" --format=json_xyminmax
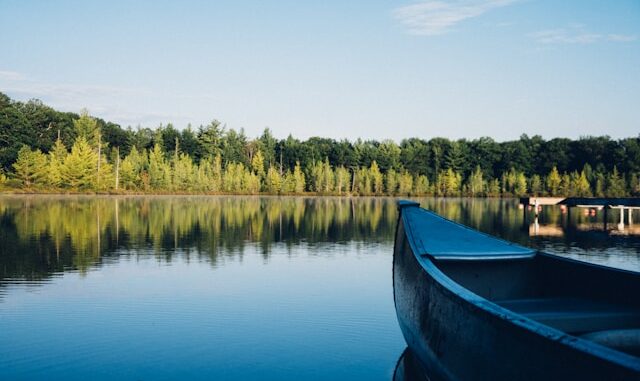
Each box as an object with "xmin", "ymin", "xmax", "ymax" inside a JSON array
[{"xmin": 1, "ymin": 195, "xmax": 638, "ymax": 285}]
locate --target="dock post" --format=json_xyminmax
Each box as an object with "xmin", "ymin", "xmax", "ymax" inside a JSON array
[
  {"xmin": 629, "ymin": 208, "xmax": 633, "ymax": 225},
  {"xmin": 618, "ymin": 207, "xmax": 625, "ymax": 230},
  {"xmin": 534, "ymin": 199, "xmax": 539, "ymax": 218},
  {"xmin": 604, "ymin": 207, "xmax": 608, "ymax": 229}
]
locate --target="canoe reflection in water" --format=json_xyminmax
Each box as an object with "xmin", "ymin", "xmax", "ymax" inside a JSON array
[{"xmin": 393, "ymin": 348, "xmax": 430, "ymax": 381}]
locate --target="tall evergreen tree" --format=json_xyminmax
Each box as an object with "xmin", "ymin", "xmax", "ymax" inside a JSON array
[{"xmin": 12, "ymin": 146, "xmax": 48, "ymax": 188}]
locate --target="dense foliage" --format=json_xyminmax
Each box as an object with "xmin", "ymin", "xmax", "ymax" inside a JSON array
[{"xmin": 1, "ymin": 92, "xmax": 639, "ymax": 196}]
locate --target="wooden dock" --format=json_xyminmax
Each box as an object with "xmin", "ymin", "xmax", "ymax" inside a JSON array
[
  {"xmin": 520, "ymin": 197, "xmax": 640, "ymax": 209},
  {"xmin": 519, "ymin": 197, "xmax": 565, "ymax": 206}
]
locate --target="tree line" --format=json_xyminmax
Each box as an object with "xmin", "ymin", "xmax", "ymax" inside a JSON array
[{"xmin": 1, "ymin": 92, "xmax": 639, "ymax": 196}]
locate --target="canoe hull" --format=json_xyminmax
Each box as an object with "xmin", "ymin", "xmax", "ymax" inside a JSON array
[{"xmin": 393, "ymin": 211, "xmax": 640, "ymax": 381}]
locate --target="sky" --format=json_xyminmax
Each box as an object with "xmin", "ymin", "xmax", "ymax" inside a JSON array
[{"xmin": 0, "ymin": 0, "xmax": 638, "ymax": 141}]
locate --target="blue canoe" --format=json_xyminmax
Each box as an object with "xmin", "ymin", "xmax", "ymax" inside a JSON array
[{"xmin": 393, "ymin": 201, "xmax": 640, "ymax": 380}]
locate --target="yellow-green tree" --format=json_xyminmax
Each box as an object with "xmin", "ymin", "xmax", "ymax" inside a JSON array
[
  {"xmin": 530, "ymin": 174, "xmax": 542, "ymax": 196},
  {"xmin": 370, "ymin": 161, "xmax": 384, "ymax": 195},
  {"xmin": 546, "ymin": 166, "xmax": 561, "ymax": 196},
  {"xmin": 515, "ymin": 172, "xmax": 527, "ymax": 196},
  {"xmin": 414, "ymin": 175, "xmax": 430, "ymax": 195},
  {"xmin": 173, "ymin": 153, "xmax": 196, "ymax": 191},
  {"xmin": 386, "ymin": 169, "xmax": 398, "ymax": 195},
  {"xmin": 148, "ymin": 144, "xmax": 170, "ymax": 190},
  {"xmin": 398, "ymin": 171, "xmax": 413, "ymax": 196},
  {"xmin": 61, "ymin": 137, "xmax": 98, "ymax": 189},
  {"xmin": 48, "ymin": 138, "xmax": 67, "ymax": 187},
  {"xmin": 436, "ymin": 168, "xmax": 461, "ymax": 196},
  {"xmin": 265, "ymin": 165, "xmax": 283, "ymax": 194},
  {"xmin": 606, "ymin": 166, "xmax": 626, "ymax": 197},
  {"xmin": 572, "ymin": 170, "xmax": 592, "ymax": 197},
  {"xmin": 466, "ymin": 166, "xmax": 485, "ymax": 196},
  {"xmin": 251, "ymin": 150, "xmax": 266, "ymax": 181},
  {"xmin": 13, "ymin": 146, "xmax": 48, "ymax": 188},
  {"xmin": 334, "ymin": 166, "xmax": 350, "ymax": 195}
]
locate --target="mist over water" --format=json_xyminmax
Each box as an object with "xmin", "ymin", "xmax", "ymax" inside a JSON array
[{"xmin": 0, "ymin": 196, "xmax": 638, "ymax": 380}]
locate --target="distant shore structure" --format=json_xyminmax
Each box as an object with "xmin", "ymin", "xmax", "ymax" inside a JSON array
[{"xmin": 520, "ymin": 197, "xmax": 640, "ymax": 227}]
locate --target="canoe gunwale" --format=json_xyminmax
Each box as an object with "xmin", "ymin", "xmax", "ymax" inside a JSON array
[{"xmin": 395, "ymin": 201, "xmax": 640, "ymax": 373}]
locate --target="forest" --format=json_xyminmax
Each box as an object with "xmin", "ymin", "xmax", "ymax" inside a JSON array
[{"xmin": 1, "ymin": 92, "xmax": 639, "ymax": 197}]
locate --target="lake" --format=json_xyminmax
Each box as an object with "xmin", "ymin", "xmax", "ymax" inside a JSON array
[{"xmin": 0, "ymin": 196, "xmax": 638, "ymax": 380}]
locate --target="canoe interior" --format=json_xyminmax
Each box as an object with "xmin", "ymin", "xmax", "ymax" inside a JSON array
[
  {"xmin": 436, "ymin": 255, "xmax": 640, "ymax": 337},
  {"xmin": 393, "ymin": 202, "xmax": 640, "ymax": 380}
]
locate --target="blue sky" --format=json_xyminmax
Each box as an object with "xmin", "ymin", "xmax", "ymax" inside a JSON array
[{"xmin": 1, "ymin": 0, "xmax": 638, "ymax": 141}]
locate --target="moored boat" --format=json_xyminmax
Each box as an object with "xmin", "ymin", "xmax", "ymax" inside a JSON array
[{"xmin": 393, "ymin": 201, "xmax": 640, "ymax": 380}]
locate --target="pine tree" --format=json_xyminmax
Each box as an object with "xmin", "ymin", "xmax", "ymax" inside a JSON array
[
  {"xmin": 353, "ymin": 167, "xmax": 371, "ymax": 196},
  {"xmin": 546, "ymin": 166, "xmax": 561, "ymax": 196},
  {"xmin": 73, "ymin": 110, "xmax": 101, "ymax": 148},
  {"xmin": 251, "ymin": 150, "xmax": 266, "ymax": 180},
  {"xmin": 12, "ymin": 146, "xmax": 48, "ymax": 188},
  {"xmin": 386, "ymin": 168, "xmax": 398, "ymax": 196},
  {"xmin": 292, "ymin": 161, "xmax": 305, "ymax": 193},
  {"xmin": 321, "ymin": 159, "xmax": 335, "ymax": 193},
  {"xmin": 222, "ymin": 162, "xmax": 245, "ymax": 193},
  {"xmin": 573, "ymin": 170, "xmax": 592, "ymax": 197},
  {"xmin": 515, "ymin": 172, "xmax": 527, "ymax": 196},
  {"xmin": 594, "ymin": 173, "xmax": 606, "ymax": 197},
  {"xmin": 265, "ymin": 166, "xmax": 283, "ymax": 194},
  {"xmin": 61, "ymin": 137, "xmax": 98, "ymax": 189},
  {"xmin": 529, "ymin": 174, "xmax": 542, "ymax": 196},
  {"xmin": 436, "ymin": 169, "xmax": 461, "ymax": 196},
  {"xmin": 119, "ymin": 156, "xmax": 138, "ymax": 190},
  {"xmin": 148, "ymin": 143, "xmax": 170, "ymax": 190},
  {"xmin": 334, "ymin": 166, "xmax": 350, "ymax": 195},
  {"xmin": 487, "ymin": 178, "xmax": 501, "ymax": 197},
  {"xmin": 48, "ymin": 138, "xmax": 67, "ymax": 187},
  {"xmin": 606, "ymin": 166, "xmax": 626, "ymax": 197},
  {"xmin": 467, "ymin": 166, "xmax": 485, "ymax": 196},
  {"xmin": 398, "ymin": 171, "xmax": 414, "ymax": 196},
  {"xmin": 173, "ymin": 153, "xmax": 196, "ymax": 191},
  {"xmin": 559, "ymin": 173, "xmax": 571, "ymax": 196},
  {"xmin": 414, "ymin": 175, "xmax": 430, "ymax": 195},
  {"xmin": 370, "ymin": 161, "xmax": 384, "ymax": 195}
]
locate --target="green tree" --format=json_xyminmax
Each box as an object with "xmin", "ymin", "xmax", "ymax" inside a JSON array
[
  {"xmin": 12, "ymin": 146, "xmax": 48, "ymax": 188},
  {"xmin": 414, "ymin": 175, "xmax": 430, "ymax": 195},
  {"xmin": 353, "ymin": 167, "xmax": 371, "ymax": 196},
  {"xmin": 559, "ymin": 173, "xmax": 571, "ymax": 196},
  {"xmin": 398, "ymin": 171, "xmax": 414, "ymax": 196},
  {"xmin": 291, "ymin": 162, "xmax": 305, "ymax": 193},
  {"xmin": 572, "ymin": 170, "xmax": 592, "ymax": 197},
  {"xmin": 386, "ymin": 168, "xmax": 399, "ymax": 196},
  {"xmin": 606, "ymin": 166, "xmax": 626, "ymax": 197},
  {"xmin": 148, "ymin": 143, "xmax": 170, "ymax": 190},
  {"xmin": 48, "ymin": 138, "xmax": 68, "ymax": 187},
  {"xmin": 436, "ymin": 168, "xmax": 461, "ymax": 196},
  {"xmin": 487, "ymin": 178, "xmax": 501, "ymax": 197},
  {"xmin": 594, "ymin": 172, "xmax": 606, "ymax": 197},
  {"xmin": 466, "ymin": 166, "xmax": 485, "ymax": 196},
  {"xmin": 334, "ymin": 166, "xmax": 351, "ymax": 195},
  {"xmin": 61, "ymin": 137, "xmax": 97, "ymax": 189},
  {"xmin": 629, "ymin": 173, "xmax": 640, "ymax": 196},
  {"xmin": 74, "ymin": 110, "xmax": 101, "ymax": 148},
  {"xmin": 173, "ymin": 153, "xmax": 196, "ymax": 191},
  {"xmin": 529, "ymin": 174, "xmax": 542, "ymax": 196},
  {"xmin": 265, "ymin": 166, "xmax": 283, "ymax": 194},
  {"xmin": 251, "ymin": 149, "xmax": 266, "ymax": 180},
  {"xmin": 515, "ymin": 172, "xmax": 527, "ymax": 196},
  {"xmin": 370, "ymin": 161, "xmax": 384, "ymax": 195},
  {"xmin": 546, "ymin": 166, "xmax": 561, "ymax": 196}
]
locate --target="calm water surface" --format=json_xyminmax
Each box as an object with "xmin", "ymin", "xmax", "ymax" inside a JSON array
[{"xmin": 1, "ymin": 196, "xmax": 638, "ymax": 380}]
